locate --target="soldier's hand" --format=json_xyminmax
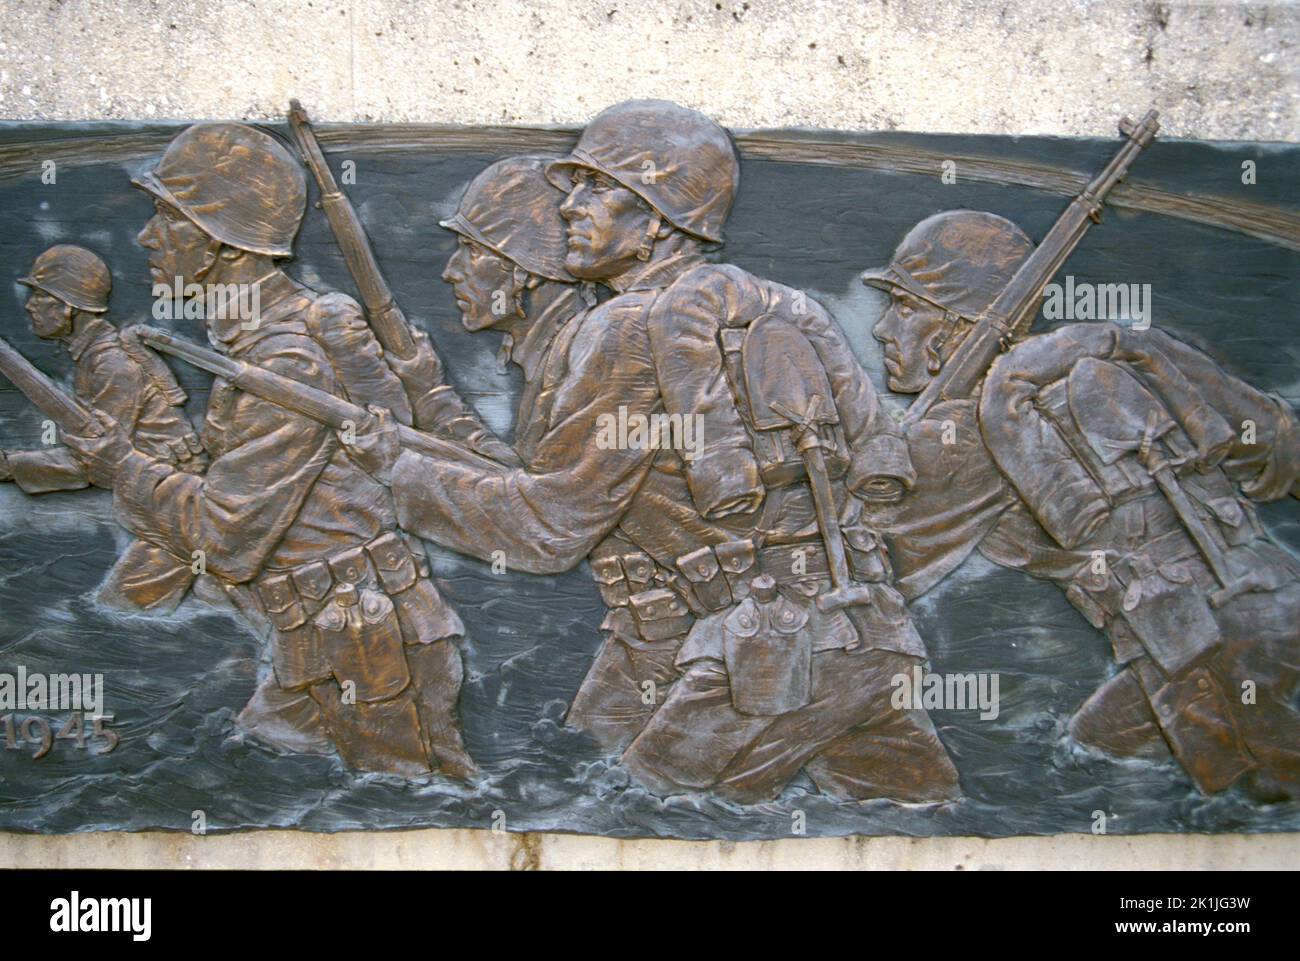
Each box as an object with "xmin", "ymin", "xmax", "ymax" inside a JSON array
[
  {"xmin": 389, "ymin": 328, "xmax": 446, "ymax": 399},
  {"xmin": 1183, "ymin": 405, "xmax": 1234, "ymax": 472},
  {"xmin": 342, "ymin": 405, "xmax": 402, "ymax": 486},
  {"xmin": 62, "ymin": 411, "xmax": 134, "ymax": 489},
  {"xmin": 0, "ymin": 451, "xmax": 13, "ymax": 483}
]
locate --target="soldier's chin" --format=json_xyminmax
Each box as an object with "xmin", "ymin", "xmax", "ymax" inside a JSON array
[
  {"xmin": 886, "ymin": 369, "xmax": 927, "ymax": 394},
  {"xmin": 563, "ymin": 250, "xmax": 605, "ymax": 281},
  {"xmin": 460, "ymin": 304, "xmax": 497, "ymax": 332}
]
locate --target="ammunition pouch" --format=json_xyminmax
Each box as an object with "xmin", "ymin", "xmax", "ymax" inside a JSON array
[
  {"xmin": 628, "ymin": 587, "xmax": 694, "ymax": 642},
  {"xmin": 716, "ymin": 538, "xmax": 758, "ymax": 600},
  {"xmin": 677, "ymin": 546, "xmax": 733, "ymax": 612},
  {"xmin": 621, "ymin": 550, "xmax": 656, "ymax": 592},
  {"xmin": 254, "ymin": 530, "xmax": 460, "ymax": 697},
  {"xmin": 590, "ymin": 555, "xmax": 630, "ymax": 609},
  {"xmin": 841, "ymin": 524, "xmax": 890, "ymax": 583},
  {"xmin": 1064, "ymin": 530, "xmax": 1221, "ymax": 676}
]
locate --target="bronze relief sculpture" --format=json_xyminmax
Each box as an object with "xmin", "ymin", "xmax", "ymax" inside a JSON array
[{"xmin": 0, "ymin": 97, "xmax": 1296, "ymax": 837}]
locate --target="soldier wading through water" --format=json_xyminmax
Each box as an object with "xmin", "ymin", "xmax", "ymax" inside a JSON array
[
  {"xmin": 63, "ymin": 122, "xmax": 478, "ymax": 780},
  {"xmin": 344, "ymin": 100, "xmax": 962, "ymax": 804}
]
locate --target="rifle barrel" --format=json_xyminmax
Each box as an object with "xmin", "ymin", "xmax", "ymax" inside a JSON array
[
  {"xmin": 287, "ymin": 101, "xmax": 416, "ymax": 360},
  {"xmin": 903, "ymin": 110, "xmax": 1159, "ymax": 425},
  {"xmin": 0, "ymin": 334, "xmax": 102, "ymax": 436},
  {"xmin": 136, "ymin": 326, "xmax": 503, "ymax": 472}
]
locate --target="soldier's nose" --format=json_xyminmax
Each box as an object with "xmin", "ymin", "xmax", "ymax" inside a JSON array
[
  {"xmin": 136, "ymin": 218, "xmax": 160, "ymax": 248},
  {"xmin": 559, "ymin": 190, "xmax": 584, "ymax": 221}
]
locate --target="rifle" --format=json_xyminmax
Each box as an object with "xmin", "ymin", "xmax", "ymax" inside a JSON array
[
  {"xmin": 0, "ymin": 334, "xmax": 102, "ymax": 437},
  {"xmin": 903, "ymin": 110, "xmax": 1160, "ymax": 426},
  {"xmin": 287, "ymin": 99, "xmax": 416, "ymax": 360},
  {"xmin": 135, "ymin": 326, "xmax": 504, "ymax": 474}
]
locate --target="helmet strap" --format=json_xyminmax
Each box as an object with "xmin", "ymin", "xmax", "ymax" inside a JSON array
[
  {"xmin": 636, "ymin": 211, "xmax": 663, "ymax": 262},
  {"xmin": 193, "ymin": 238, "xmax": 225, "ymax": 285},
  {"xmin": 926, "ymin": 310, "xmax": 967, "ymax": 374},
  {"xmin": 52, "ymin": 303, "xmax": 76, "ymax": 341}
]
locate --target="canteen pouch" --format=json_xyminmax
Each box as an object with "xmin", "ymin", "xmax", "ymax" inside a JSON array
[
  {"xmin": 391, "ymin": 577, "xmax": 465, "ymax": 644},
  {"xmin": 722, "ymin": 593, "xmax": 813, "ymax": 716},
  {"xmin": 314, "ymin": 585, "xmax": 410, "ymax": 702}
]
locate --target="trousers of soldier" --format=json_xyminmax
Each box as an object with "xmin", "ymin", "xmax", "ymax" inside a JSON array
[
  {"xmin": 1071, "ymin": 577, "xmax": 1300, "ymax": 798},
  {"xmin": 620, "ymin": 647, "xmax": 961, "ymax": 804},
  {"xmin": 240, "ymin": 639, "xmax": 470, "ymax": 778}
]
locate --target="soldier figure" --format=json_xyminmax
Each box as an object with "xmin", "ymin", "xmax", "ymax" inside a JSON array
[
  {"xmin": 1, "ymin": 244, "xmax": 206, "ymax": 611},
  {"xmin": 389, "ymin": 154, "xmax": 584, "ymax": 451},
  {"xmin": 62, "ymin": 123, "xmax": 476, "ymax": 780},
  {"xmin": 346, "ymin": 101, "xmax": 960, "ymax": 804},
  {"xmin": 859, "ymin": 209, "xmax": 1300, "ymax": 801}
]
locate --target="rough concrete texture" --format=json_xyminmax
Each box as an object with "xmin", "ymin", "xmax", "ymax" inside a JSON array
[
  {"xmin": 5, "ymin": 829, "xmax": 1300, "ymax": 870},
  {"xmin": 0, "ymin": 0, "xmax": 1295, "ymax": 139},
  {"xmin": 1, "ymin": 0, "xmax": 1298, "ymax": 870}
]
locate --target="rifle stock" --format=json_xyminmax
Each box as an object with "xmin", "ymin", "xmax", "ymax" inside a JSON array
[
  {"xmin": 0, "ymin": 334, "xmax": 102, "ymax": 437},
  {"xmin": 903, "ymin": 110, "xmax": 1160, "ymax": 426},
  {"xmin": 287, "ymin": 100, "xmax": 416, "ymax": 360},
  {"xmin": 136, "ymin": 326, "xmax": 505, "ymax": 473}
]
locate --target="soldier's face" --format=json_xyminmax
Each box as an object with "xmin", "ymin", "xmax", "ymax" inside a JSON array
[
  {"xmin": 24, "ymin": 289, "xmax": 72, "ymax": 340},
  {"xmin": 559, "ymin": 169, "xmax": 654, "ymax": 280},
  {"xmin": 442, "ymin": 238, "xmax": 516, "ymax": 332},
  {"xmin": 873, "ymin": 290, "xmax": 948, "ymax": 393},
  {"xmin": 137, "ymin": 198, "xmax": 216, "ymax": 289}
]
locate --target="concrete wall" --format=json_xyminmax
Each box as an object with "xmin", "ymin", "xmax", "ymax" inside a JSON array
[{"xmin": 1, "ymin": 0, "xmax": 1297, "ymax": 869}]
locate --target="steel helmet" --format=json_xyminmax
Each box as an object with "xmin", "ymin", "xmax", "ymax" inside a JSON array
[
  {"xmin": 545, "ymin": 100, "xmax": 739, "ymax": 244},
  {"xmin": 441, "ymin": 155, "xmax": 574, "ymax": 282},
  {"xmin": 132, "ymin": 122, "xmax": 307, "ymax": 257},
  {"xmin": 18, "ymin": 244, "xmax": 112, "ymax": 313},
  {"xmin": 862, "ymin": 210, "xmax": 1034, "ymax": 319}
]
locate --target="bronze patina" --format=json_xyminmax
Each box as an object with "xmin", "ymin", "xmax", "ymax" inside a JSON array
[{"xmin": 0, "ymin": 99, "xmax": 1296, "ymax": 837}]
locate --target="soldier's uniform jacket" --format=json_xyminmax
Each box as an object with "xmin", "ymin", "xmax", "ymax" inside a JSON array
[
  {"xmin": 7, "ymin": 316, "xmax": 203, "ymax": 492},
  {"xmin": 7, "ymin": 315, "xmax": 206, "ymax": 610},
  {"xmin": 865, "ymin": 322, "xmax": 1300, "ymax": 793},
  {"xmin": 110, "ymin": 273, "xmax": 461, "ymax": 699},
  {"xmin": 391, "ymin": 253, "xmax": 923, "ymax": 718}
]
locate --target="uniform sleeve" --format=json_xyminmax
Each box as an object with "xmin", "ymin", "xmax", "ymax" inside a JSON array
[
  {"xmin": 1140, "ymin": 328, "xmax": 1300, "ymax": 501},
  {"xmin": 3, "ymin": 347, "xmax": 148, "ymax": 494},
  {"xmin": 83, "ymin": 346, "xmax": 149, "ymax": 435},
  {"xmin": 112, "ymin": 339, "xmax": 338, "ymax": 583},
  {"xmin": 6, "ymin": 447, "xmax": 89, "ymax": 493},
  {"xmin": 391, "ymin": 313, "xmax": 662, "ymax": 574},
  {"xmin": 645, "ymin": 266, "xmax": 764, "ymax": 518}
]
